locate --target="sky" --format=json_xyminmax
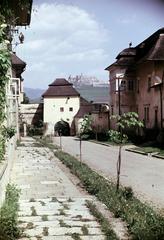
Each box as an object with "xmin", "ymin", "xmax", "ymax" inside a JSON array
[{"xmin": 16, "ymin": 0, "xmax": 164, "ymax": 89}]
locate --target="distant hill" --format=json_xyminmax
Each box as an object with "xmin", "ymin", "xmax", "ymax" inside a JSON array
[
  {"xmin": 24, "ymin": 87, "xmax": 45, "ymax": 100},
  {"xmin": 76, "ymin": 85, "xmax": 109, "ymax": 103},
  {"xmin": 24, "ymin": 84, "xmax": 109, "ymax": 104}
]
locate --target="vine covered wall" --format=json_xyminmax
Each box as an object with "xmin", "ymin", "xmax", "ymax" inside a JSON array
[
  {"xmin": 0, "ymin": 1, "xmax": 32, "ymax": 161},
  {"xmin": 0, "ymin": 16, "xmax": 11, "ymax": 162}
]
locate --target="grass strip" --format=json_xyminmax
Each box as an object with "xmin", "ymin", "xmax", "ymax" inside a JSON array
[
  {"xmin": 0, "ymin": 184, "xmax": 21, "ymax": 240},
  {"xmin": 54, "ymin": 150, "xmax": 164, "ymax": 240},
  {"xmin": 33, "ymin": 136, "xmax": 58, "ymax": 150},
  {"xmin": 86, "ymin": 200, "xmax": 118, "ymax": 240},
  {"xmin": 132, "ymin": 146, "xmax": 164, "ymax": 155}
]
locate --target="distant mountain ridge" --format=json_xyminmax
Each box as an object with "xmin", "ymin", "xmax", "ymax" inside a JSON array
[
  {"xmin": 24, "ymin": 87, "xmax": 45, "ymax": 100},
  {"xmin": 24, "ymin": 84, "xmax": 109, "ymax": 104}
]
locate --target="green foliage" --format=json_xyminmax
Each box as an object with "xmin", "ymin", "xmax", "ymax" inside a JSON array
[
  {"xmin": 80, "ymin": 114, "xmax": 92, "ymax": 135},
  {"xmin": 27, "ymin": 124, "xmax": 43, "ymax": 136},
  {"xmin": 2, "ymin": 126, "xmax": 16, "ymax": 139},
  {"xmin": 54, "ymin": 150, "xmax": 164, "ymax": 240},
  {"xmin": 34, "ymin": 119, "xmax": 43, "ymax": 128},
  {"xmin": 34, "ymin": 136, "xmax": 58, "ymax": 150},
  {"xmin": 80, "ymin": 133, "xmax": 92, "ymax": 140},
  {"xmin": 0, "ymin": 126, "xmax": 15, "ymax": 162},
  {"xmin": 122, "ymin": 187, "xmax": 133, "ymax": 200},
  {"xmin": 108, "ymin": 130, "xmax": 128, "ymax": 144},
  {"xmin": 86, "ymin": 201, "xmax": 118, "ymax": 240},
  {"xmin": 0, "ymin": 132, "xmax": 5, "ymax": 162},
  {"xmin": 110, "ymin": 112, "xmax": 144, "ymax": 191},
  {"xmin": 71, "ymin": 233, "xmax": 81, "ymax": 240},
  {"xmin": 0, "ymin": 184, "xmax": 21, "ymax": 240},
  {"xmin": 0, "ymin": 21, "xmax": 11, "ymax": 162},
  {"xmin": 111, "ymin": 112, "xmax": 144, "ymax": 130},
  {"xmin": 0, "ymin": 1, "xmax": 31, "ymax": 24}
]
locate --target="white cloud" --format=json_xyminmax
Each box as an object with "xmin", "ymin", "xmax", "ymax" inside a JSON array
[{"xmin": 16, "ymin": 3, "xmax": 110, "ymax": 88}]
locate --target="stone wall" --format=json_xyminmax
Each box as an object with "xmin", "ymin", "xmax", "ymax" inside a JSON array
[
  {"xmin": 75, "ymin": 112, "xmax": 109, "ymax": 135},
  {"xmin": 20, "ymin": 103, "xmax": 43, "ymax": 126}
]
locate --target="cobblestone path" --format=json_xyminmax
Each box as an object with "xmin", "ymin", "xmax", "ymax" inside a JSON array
[{"xmin": 10, "ymin": 137, "xmax": 105, "ymax": 240}]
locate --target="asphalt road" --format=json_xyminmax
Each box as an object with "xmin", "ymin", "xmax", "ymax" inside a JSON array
[{"xmin": 53, "ymin": 136, "xmax": 164, "ymax": 209}]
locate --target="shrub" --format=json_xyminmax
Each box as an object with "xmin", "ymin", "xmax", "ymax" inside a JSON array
[
  {"xmin": 122, "ymin": 186, "xmax": 133, "ymax": 200},
  {"xmin": 27, "ymin": 125, "xmax": 43, "ymax": 136},
  {"xmin": 80, "ymin": 131, "xmax": 95, "ymax": 140},
  {"xmin": 80, "ymin": 134, "xmax": 91, "ymax": 140},
  {"xmin": 3, "ymin": 126, "xmax": 16, "ymax": 139},
  {"xmin": 0, "ymin": 184, "xmax": 21, "ymax": 240}
]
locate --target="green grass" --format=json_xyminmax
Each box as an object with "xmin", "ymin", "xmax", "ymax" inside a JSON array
[
  {"xmin": 0, "ymin": 184, "xmax": 21, "ymax": 240},
  {"xmin": 81, "ymin": 225, "xmax": 89, "ymax": 235},
  {"xmin": 26, "ymin": 222, "xmax": 34, "ymax": 229},
  {"xmin": 70, "ymin": 233, "xmax": 82, "ymax": 240},
  {"xmin": 31, "ymin": 206, "xmax": 37, "ymax": 216},
  {"xmin": 130, "ymin": 146, "xmax": 164, "ymax": 158},
  {"xmin": 34, "ymin": 136, "xmax": 58, "ymax": 150},
  {"xmin": 43, "ymin": 227, "xmax": 49, "ymax": 236},
  {"xmin": 54, "ymin": 150, "xmax": 164, "ymax": 240},
  {"xmin": 59, "ymin": 208, "xmax": 66, "ymax": 216},
  {"xmin": 29, "ymin": 198, "xmax": 36, "ymax": 202},
  {"xmin": 59, "ymin": 219, "xmax": 71, "ymax": 228},
  {"xmin": 41, "ymin": 215, "xmax": 48, "ymax": 221},
  {"xmin": 134, "ymin": 147, "xmax": 160, "ymax": 154},
  {"xmin": 86, "ymin": 201, "xmax": 118, "ymax": 240}
]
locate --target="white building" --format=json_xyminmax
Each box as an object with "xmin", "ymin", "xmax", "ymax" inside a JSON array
[{"xmin": 42, "ymin": 78, "xmax": 80, "ymax": 135}]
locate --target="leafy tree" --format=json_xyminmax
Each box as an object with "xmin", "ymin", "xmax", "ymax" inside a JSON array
[
  {"xmin": 80, "ymin": 114, "xmax": 92, "ymax": 135},
  {"xmin": 110, "ymin": 112, "xmax": 143, "ymax": 191},
  {"xmin": 79, "ymin": 114, "xmax": 92, "ymax": 162}
]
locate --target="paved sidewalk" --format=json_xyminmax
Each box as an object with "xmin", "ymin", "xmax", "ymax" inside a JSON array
[
  {"xmin": 53, "ymin": 136, "xmax": 164, "ymax": 209},
  {"xmin": 10, "ymin": 137, "xmax": 105, "ymax": 240}
]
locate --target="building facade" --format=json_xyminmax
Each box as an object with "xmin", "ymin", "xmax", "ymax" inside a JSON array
[
  {"xmin": 0, "ymin": 0, "xmax": 33, "ymax": 205},
  {"xmin": 105, "ymin": 28, "xmax": 164, "ymax": 136},
  {"xmin": 42, "ymin": 78, "xmax": 80, "ymax": 135}
]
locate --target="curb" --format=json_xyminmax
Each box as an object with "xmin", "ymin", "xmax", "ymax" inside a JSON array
[{"xmin": 126, "ymin": 148, "xmax": 164, "ymax": 160}]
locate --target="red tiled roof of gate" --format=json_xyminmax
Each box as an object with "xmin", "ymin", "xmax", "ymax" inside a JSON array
[{"xmin": 42, "ymin": 78, "xmax": 80, "ymax": 97}]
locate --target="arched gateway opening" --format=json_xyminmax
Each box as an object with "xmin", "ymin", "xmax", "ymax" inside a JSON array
[{"xmin": 54, "ymin": 120, "xmax": 70, "ymax": 136}]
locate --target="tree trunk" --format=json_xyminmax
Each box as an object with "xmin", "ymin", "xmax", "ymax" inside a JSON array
[
  {"xmin": 79, "ymin": 134, "xmax": 82, "ymax": 163},
  {"xmin": 116, "ymin": 144, "xmax": 122, "ymax": 191}
]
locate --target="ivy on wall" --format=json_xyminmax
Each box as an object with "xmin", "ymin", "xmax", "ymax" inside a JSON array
[
  {"xmin": 0, "ymin": 1, "xmax": 31, "ymax": 21},
  {"xmin": 0, "ymin": 1, "xmax": 32, "ymax": 161},
  {"xmin": 0, "ymin": 17, "xmax": 11, "ymax": 162}
]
